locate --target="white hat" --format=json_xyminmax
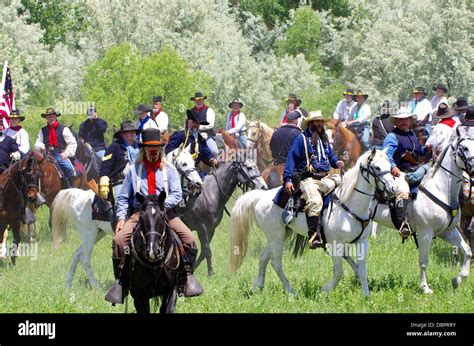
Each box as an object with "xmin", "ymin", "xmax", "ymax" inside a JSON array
[
  {"xmin": 389, "ymin": 107, "xmax": 417, "ymax": 126},
  {"xmin": 302, "ymin": 110, "xmax": 325, "ymax": 129}
]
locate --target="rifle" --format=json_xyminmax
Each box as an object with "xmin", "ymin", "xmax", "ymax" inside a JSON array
[{"xmin": 401, "ymin": 151, "xmax": 418, "ymax": 166}]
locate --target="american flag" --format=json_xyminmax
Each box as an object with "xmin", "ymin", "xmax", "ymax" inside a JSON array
[{"xmin": 0, "ymin": 61, "xmax": 15, "ymax": 129}]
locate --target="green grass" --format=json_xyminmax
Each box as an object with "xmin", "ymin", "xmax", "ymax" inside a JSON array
[{"xmin": 0, "ymin": 204, "xmax": 472, "ymax": 313}]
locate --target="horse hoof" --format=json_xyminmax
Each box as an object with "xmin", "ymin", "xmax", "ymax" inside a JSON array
[
  {"xmin": 421, "ymin": 286, "xmax": 433, "ymax": 294},
  {"xmin": 451, "ymin": 277, "xmax": 460, "ymax": 289}
]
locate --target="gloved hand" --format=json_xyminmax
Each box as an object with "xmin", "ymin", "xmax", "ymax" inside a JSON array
[
  {"xmin": 99, "ymin": 176, "xmax": 110, "ymax": 199},
  {"xmin": 10, "ymin": 151, "xmax": 20, "ymax": 161}
]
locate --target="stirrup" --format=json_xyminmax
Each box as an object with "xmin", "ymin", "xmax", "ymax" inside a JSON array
[
  {"xmin": 398, "ymin": 221, "xmax": 412, "ymax": 239},
  {"xmin": 308, "ymin": 232, "xmax": 324, "ymax": 249},
  {"xmin": 281, "ymin": 209, "xmax": 294, "ymax": 225}
]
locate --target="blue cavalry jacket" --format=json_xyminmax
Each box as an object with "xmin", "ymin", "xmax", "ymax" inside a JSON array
[
  {"xmin": 79, "ymin": 118, "xmax": 108, "ymax": 152},
  {"xmin": 165, "ymin": 130, "xmax": 213, "ymax": 166},
  {"xmin": 283, "ymin": 128, "xmax": 339, "ymax": 182}
]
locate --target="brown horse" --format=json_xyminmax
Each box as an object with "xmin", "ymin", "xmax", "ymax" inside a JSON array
[
  {"xmin": 0, "ymin": 152, "xmax": 42, "ymax": 264},
  {"xmin": 247, "ymin": 121, "xmax": 274, "ymax": 172},
  {"xmin": 326, "ymin": 119, "xmax": 363, "ymax": 169},
  {"xmin": 261, "ymin": 163, "xmax": 285, "ymax": 189},
  {"xmin": 216, "ymin": 129, "xmax": 239, "ymax": 150}
]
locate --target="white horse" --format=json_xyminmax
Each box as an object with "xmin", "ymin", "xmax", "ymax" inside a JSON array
[
  {"xmin": 371, "ymin": 125, "xmax": 473, "ymax": 294},
  {"xmin": 230, "ymin": 148, "xmax": 397, "ymax": 297},
  {"xmin": 51, "ymin": 146, "xmax": 203, "ymax": 288}
]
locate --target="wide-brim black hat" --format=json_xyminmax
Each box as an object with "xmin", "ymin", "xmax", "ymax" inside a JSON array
[
  {"xmin": 41, "ymin": 107, "xmax": 61, "ymax": 118},
  {"xmin": 459, "ymin": 106, "xmax": 474, "ymax": 126},
  {"xmin": 432, "ymin": 84, "xmax": 448, "ymax": 93},
  {"xmin": 7, "ymin": 109, "xmax": 25, "ymax": 122},
  {"xmin": 284, "ymin": 94, "xmax": 302, "ymax": 106},
  {"xmin": 190, "ymin": 92, "xmax": 207, "ymax": 101},
  {"xmin": 453, "ymin": 97, "xmax": 468, "ymax": 111},
  {"xmin": 186, "ymin": 109, "xmax": 209, "ymax": 125},
  {"xmin": 134, "ymin": 104, "xmax": 152, "ymax": 114},
  {"xmin": 352, "ymin": 90, "xmax": 369, "ymax": 101},
  {"xmin": 432, "ymin": 102, "xmax": 454, "ymax": 119},
  {"xmin": 152, "ymin": 95, "xmax": 162, "ymax": 103},
  {"xmin": 139, "ymin": 128, "xmax": 165, "ymax": 147},
  {"xmin": 113, "ymin": 120, "xmax": 140, "ymax": 139}
]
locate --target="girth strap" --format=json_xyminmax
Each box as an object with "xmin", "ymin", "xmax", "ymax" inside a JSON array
[
  {"xmin": 332, "ymin": 194, "xmax": 371, "ymax": 243},
  {"xmin": 418, "ymin": 185, "xmax": 459, "ymax": 229}
]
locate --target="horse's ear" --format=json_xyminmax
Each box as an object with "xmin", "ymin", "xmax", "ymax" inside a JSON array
[
  {"xmin": 370, "ymin": 147, "xmax": 376, "ymax": 159},
  {"xmin": 158, "ymin": 190, "xmax": 166, "ymax": 205},
  {"xmin": 185, "ymin": 143, "xmax": 192, "ymax": 153},
  {"xmin": 135, "ymin": 192, "xmax": 145, "ymax": 204}
]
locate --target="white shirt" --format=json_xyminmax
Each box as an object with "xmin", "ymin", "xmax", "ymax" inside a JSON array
[
  {"xmin": 348, "ymin": 103, "xmax": 371, "ymax": 123},
  {"xmin": 430, "ymin": 96, "xmax": 448, "ymax": 113},
  {"xmin": 225, "ymin": 111, "xmax": 247, "ymax": 135},
  {"xmin": 408, "ymin": 98, "xmax": 432, "ymax": 122},
  {"xmin": 136, "ymin": 116, "xmax": 158, "ymax": 131},
  {"xmin": 4, "ymin": 127, "xmax": 29, "ymax": 155},
  {"xmin": 199, "ymin": 107, "xmax": 216, "ymax": 131},
  {"xmin": 426, "ymin": 120, "xmax": 459, "ymax": 157},
  {"xmin": 333, "ymin": 99, "xmax": 356, "ymax": 121},
  {"xmin": 34, "ymin": 125, "xmax": 77, "ymax": 157},
  {"xmin": 151, "ymin": 110, "xmax": 169, "ymax": 133}
]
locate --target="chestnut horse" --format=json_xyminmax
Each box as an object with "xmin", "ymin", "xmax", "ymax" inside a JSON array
[
  {"xmin": 460, "ymin": 178, "xmax": 474, "ymax": 259},
  {"xmin": 326, "ymin": 119, "xmax": 363, "ymax": 169},
  {"xmin": 216, "ymin": 129, "xmax": 239, "ymax": 151},
  {"xmin": 247, "ymin": 121, "xmax": 274, "ymax": 172}
]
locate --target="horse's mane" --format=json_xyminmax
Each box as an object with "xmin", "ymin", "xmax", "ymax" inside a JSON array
[{"xmin": 338, "ymin": 150, "xmax": 387, "ymax": 203}]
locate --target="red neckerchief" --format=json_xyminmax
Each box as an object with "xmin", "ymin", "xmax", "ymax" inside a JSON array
[
  {"xmin": 144, "ymin": 158, "xmax": 161, "ymax": 195},
  {"xmin": 151, "ymin": 108, "xmax": 161, "ymax": 120},
  {"xmin": 439, "ymin": 117, "xmax": 456, "ymax": 128},
  {"xmin": 231, "ymin": 110, "xmax": 239, "ymax": 128},
  {"xmin": 282, "ymin": 110, "xmax": 289, "ymax": 124},
  {"xmin": 9, "ymin": 125, "xmax": 22, "ymax": 131},
  {"xmin": 194, "ymin": 104, "xmax": 207, "ymax": 112},
  {"xmin": 47, "ymin": 121, "xmax": 59, "ymax": 147}
]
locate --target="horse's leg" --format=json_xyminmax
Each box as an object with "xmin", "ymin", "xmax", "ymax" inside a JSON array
[
  {"xmin": 161, "ymin": 288, "xmax": 178, "ymax": 314},
  {"xmin": 268, "ymin": 239, "xmax": 295, "ymax": 294},
  {"xmin": 438, "ymin": 228, "xmax": 472, "ymax": 289},
  {"xmin": 253, "ymin": 244, "xmax": 272, "ymax": 291},
  {"xmin": 196, "ymin": 224, "xmax": 213, "ymax": 276},
  {"xmin": 66, "ymin": 245, "xmax": 82, "ymax": 288},
  {"xmin": 343, "ymin": 256, "xmax": 359, "ymax": 276},
  {"xmin": 134, "ymin": 296, "xmax": 150, "ymax": 314},
  {"xmin": 356, "ymin": 239, "xmax": 370, "ymax": 298},
  {"xmin": 10, "ymin": 221, "xmax": 21, "ymax": 265},
  {"xmin": 417, "ymin": 231, "xmax": 434, "ymax": 294},
  {"xmin": 322, "ymin": 253, "xmax": 344, "ymax": 294},
  {"xmin": 0, "ymin": 227, "xmax": 7, "ymax": 259},
  {"xmin": 79, "ymin": 227, "xmax": 104, "ymax": 289}
]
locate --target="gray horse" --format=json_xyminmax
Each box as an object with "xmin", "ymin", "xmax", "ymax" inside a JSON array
[{"xmin": 180, "ymin": 159, "xmax": 267, "ymax": 275}]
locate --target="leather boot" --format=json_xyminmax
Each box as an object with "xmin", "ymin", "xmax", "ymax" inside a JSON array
[
  {"xmin": 395, "ymin": 198, "xmax": 411, "ymax": 239},
  {"xmin": 306, "ymin": 215, "xmax": 323, "ymax": 249},
  {"xmin": 105, "ymin": 255, "xmax": 129, "ymax": 305},
  {"xmin": 180, "ymin": 244, "xmax": 204, "ymax": 297}
]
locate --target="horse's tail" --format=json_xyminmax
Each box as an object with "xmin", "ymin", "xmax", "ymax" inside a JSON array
[
  {"xmin": 51, "ymin": 189, "xmax": 81, "ymax": 249},
  {"xmin": 230, "ymin": 190, "xmax": 262, "ymax": 272}
]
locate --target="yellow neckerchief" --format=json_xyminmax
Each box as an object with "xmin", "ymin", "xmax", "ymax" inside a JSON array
[{"xmin": 184, "ymin": 129, "xmax": 200, "ymax": 160}]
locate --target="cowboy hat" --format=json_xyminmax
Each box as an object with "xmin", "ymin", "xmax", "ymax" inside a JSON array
[
  {"xmin": 113, "ymin": 120, "xmax": 140, "ymax": 139},
  {"xmin": 389, "ymin": 107, "xmax": 417, "ymax": 126},
  {"xmin": 459, "ymin": 106, "xmax": 474, "ymax": 126},
  {"xmin": 302, "ymin": 110, "xmax": 324, "ymax": 129},
  {"xmin": 190, "ymin": 91, "xmax": 207, "ymax": 101},
  {"xmin": 186, "ymin": 109, "xmax": 210, "ymax": 125},
  {"xmin": 453, "ymin": 97, "xmax": 468, "ymax": 111},
  {"xmin": 432, "ymin": 83, "xmax": 448, "ymax": 93},
  {"xmin": 228, "ymin": 98, "xmax": 244, "ymax": 108},
  {"xmin": 41, "ymin": 107, "xmax": 61, "ymax": 118},
  {"xmin": 412, "ymin": 86, "xmax": 427, "ymax": 95},
  {"xmin": 139, "ymin": 128, "xmax": 165, "ymax": 147},
  {"xmin": 352, "ymin": 90, "xmax": 369, "ymax": 101},
  {"xmin": 284, "ymin": 94, "xmax": 302, "ymax": 106},
  {"xmin": 134, "ymin": 104, "xmax": 152, "ymax": 114},
  {"xmin": 432, "ymin": 102, "xmax": 454, "ymax": 119},
  {"xmin": 342, "ymin": 88, "xmax": 354, "ymax": 96},
  {"xmin": 7, "ymin": 109, "xmax": 25, "ymax": 122}
]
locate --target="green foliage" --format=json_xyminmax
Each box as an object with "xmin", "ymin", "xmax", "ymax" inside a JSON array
[
  {"xmin": 83, "ymin": 44, "xmax": 212, "ymax": 132},
  {"xmin": 300, "ymin": 82, "xmax": 347, "ymax": 118},
  {"xmin": 16, "ymin": 0, "xmax": 89, "ymax": 50},
  {"xmin": 276, "ymin": 6, "xmax": 322, "ymax": 72}
]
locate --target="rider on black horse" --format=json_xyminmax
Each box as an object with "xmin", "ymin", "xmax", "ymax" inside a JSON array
[{"xmin": 105, "ymin": 128, "xmax": 203, "ymax": 305}]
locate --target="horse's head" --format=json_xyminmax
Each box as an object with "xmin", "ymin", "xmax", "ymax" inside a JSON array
[
  {"xmin": 247, "ymin": 121, "xmax": 261, "ymax": 149},
  {"xmin": 361, "ymin": 147, "xmax": 397, "ymax": 200},
  {"xmin": 167, "ymin": 145, "xmax": 203, "ymax": 192},
  {"xmin": 453, "ymin": 126, "xmax": 474, "ymax": 177},
  {"xmin": 232, "ymin": 159, "xmax": 267, "ymax": 190},
  {"xmin": 136, "ymin": 191, "xmax": 168, "ymax": 262},
  {"xmin": 20, "ymin": 153, "xmax": 45, "ymax": 205}
]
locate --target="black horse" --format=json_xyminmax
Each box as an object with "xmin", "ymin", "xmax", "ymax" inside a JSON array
[
  {"xmin": 128, "ymin": 192, "xmax": 180, "ymax": 314},
  {"xmin": 180, "ymin": 159, "xmax": 267, "ymax": 276}
]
